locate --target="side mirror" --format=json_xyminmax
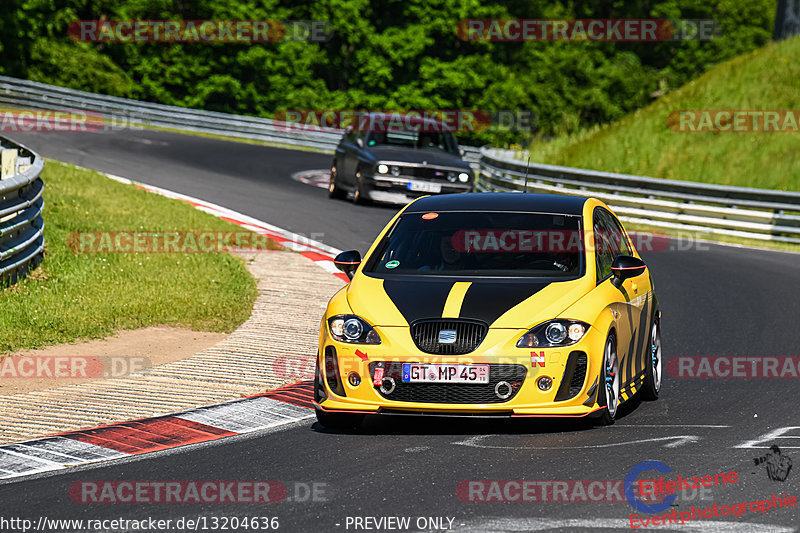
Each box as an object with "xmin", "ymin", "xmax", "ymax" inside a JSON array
[
  {"xmin": 355, "ymin": 137, "xmax": 364, "ymax": 148},
  {"xmin": 611, "ymin": 255, "xmax": 647, "ymax": 287},
  {"xmin": 333, "ymin": 250, "xmax": 361, "ymax": 280}
]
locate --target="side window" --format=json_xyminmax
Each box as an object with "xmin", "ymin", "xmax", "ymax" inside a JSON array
[
  {"xmin": 593, "ymin": 212, "xmax": 614, "ymax": 282},
  {"xmin": 599, "ymin": 209, "xmax": 631, "ymax": 257}
]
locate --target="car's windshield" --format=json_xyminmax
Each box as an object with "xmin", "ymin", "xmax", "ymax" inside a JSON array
[
  {"xmin": 365, "ymin": 129, "xmax": 459, "ymax": 155},
  {"xmin": 365, "ymin": 211, "xmax": 584, "ymax": 277}
]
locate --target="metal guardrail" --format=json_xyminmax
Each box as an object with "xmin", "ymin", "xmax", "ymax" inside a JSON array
[
  {"xmin": 0, "ymin": 76, "xmax": 482, "ymax": 163},
  {"xmin": 0, "ymin": 136, "xmax": 45, "ymax": 285},
  {"xmin": 2, "ymin": 76, "xmax": 797, "ymax": 244},
  {"xmin": 477, "ymin": 147, "xmax": 800, "ymax": 244}
]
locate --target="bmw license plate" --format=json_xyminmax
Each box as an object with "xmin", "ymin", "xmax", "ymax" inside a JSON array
[
  {"xmin": 407, "ymin": 181, "xmax": 441, "ymax": 193},
  {"xmin": 402, "ymin": 363, "xmax": 490, "ymax": 384}
]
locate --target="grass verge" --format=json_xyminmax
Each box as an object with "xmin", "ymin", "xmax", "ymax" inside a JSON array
[
  {"xmin": 529, "ymin": 35, "xmax": 800, "ymax": 191},
  {"xmin": 0, "ymin": 160, "xmax": 272, "ymax": 354}
]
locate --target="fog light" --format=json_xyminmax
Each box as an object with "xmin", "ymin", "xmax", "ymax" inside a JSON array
[
  {"xmin": 377, "ymin": 164, "xmax": 389, "ymax": 174},
  {"xmin": 348, "ymin": 372, "xmax": 361, "ymax": 387},
  {"xmin": 538, "ymin": 376, "xmax": 553, "ymax": 391}
]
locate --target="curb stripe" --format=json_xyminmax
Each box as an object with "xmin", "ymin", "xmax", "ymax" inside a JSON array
[
  {"xmin": 67, "ymin": 417, "xmax": 238, "ymax": 455},
  {"xmin": 0, "ymin": 172, "xmax": 329, "ymax": 481},
  {"xmin": 0, "ymin": 382, "xmax": 316, "ymax": 480}
]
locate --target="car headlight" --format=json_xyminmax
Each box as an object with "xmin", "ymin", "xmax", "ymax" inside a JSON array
[
  {"xmin": 516, "ymin": 320, "xmax": 590, "ymax": 348},
  {"xmin": 328, "ymin": 315, "xmax": 381, "ymax": 344},
  {"xmin": 377, "ymin": 164, "xmax": 389, "ymax": 174},
  {"xmin": 458, "ymin": 172, "xmax": 470, "ymax": 183},
  {"xmin": 390, "ymin": 165, "xmax": 401, "ymax": 176}
]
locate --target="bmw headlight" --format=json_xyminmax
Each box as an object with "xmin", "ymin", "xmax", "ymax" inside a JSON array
[
  {"xmin": 377, "ymin": 164, "xmax": 389, "ymax": 174},
  {"xmin": 516, "ymin": 320, "xmax": 590, "ymax": 348},
  {"xmin": 458, "ymin": 172, "xmax": 470, "ymax": 183},
  {"xmin": 328, "ymin": 315, "xmax": 381, "ymax": 344}
]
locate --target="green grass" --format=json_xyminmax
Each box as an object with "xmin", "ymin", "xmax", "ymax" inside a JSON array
[
  {"xmin": 0, "ymin": 160, "xmax": 265, "ymax": 354},
  {"xmin": 529, "ymin": 35, "xmax": 800, "ymax": 191}
]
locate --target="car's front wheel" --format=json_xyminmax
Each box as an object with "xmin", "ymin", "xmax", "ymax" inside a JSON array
[
  {"xmin": 595, "ymin": 332, "xmax": 620, "ymax": 426},
  {"xmin": 315, "ymin": 409, "xmax": 364, "ymax": 430},
  {"xmin": 640, "ymin": 315, "xmax": 662, "ymax": 401},
  {"xmin": 328, "ymin": 162, "xmax": 346, "ymax": 199},
  {"xmin": 352, "ymin": 169, "xmax": 369, "ymax": 205}
]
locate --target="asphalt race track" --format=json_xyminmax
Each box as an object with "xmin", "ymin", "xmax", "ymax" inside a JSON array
[{"xmin": 3, "ymin": 128, "xmax": 799, "ymax": 532}]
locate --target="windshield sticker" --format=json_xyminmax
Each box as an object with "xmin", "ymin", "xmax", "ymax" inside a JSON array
[
  {"xmin": 386, "ymin": 260, "xmax": 400, "ymax": 269},
  {"xmin": 422, "ymin": 212, "xmax": 439, "ymax": 220}
]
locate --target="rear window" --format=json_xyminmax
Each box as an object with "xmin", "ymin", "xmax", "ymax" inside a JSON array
[{"xmin": 365, "ymin": 211, "xmax": 585, "ymax": 278}]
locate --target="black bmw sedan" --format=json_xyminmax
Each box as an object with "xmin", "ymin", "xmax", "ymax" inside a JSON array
[{"xmin": 329, "ymin": 112, "xmax": 474, "ymax": 205}]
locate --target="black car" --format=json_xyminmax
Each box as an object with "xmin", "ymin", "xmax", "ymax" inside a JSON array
[{"xmin": 329, "ymin": 113, "xmax": 474, "ymax": 204}]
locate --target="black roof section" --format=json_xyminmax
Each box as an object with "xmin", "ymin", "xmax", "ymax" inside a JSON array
[{"xmin": 404, "ymin": 193, "xmax": 589, "ymax": 215}]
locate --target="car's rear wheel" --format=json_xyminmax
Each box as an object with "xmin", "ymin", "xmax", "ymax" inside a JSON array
[
  {"xmin": 640, "ymin": 315, "xmax": 662, "ymax": 401},
  {"xmin": 352, "ymin": 169, "xmax": 369, "ymax": 204},
  {"xmin": 315, "ymin": 409, "xmax": 364, "ymax": 430},
  {"xmin": 595, "ymin": 332, "xmax": 619, "ymax": 426},
  {"xmin": 328, "ymin": 162, "xmax": 346, "ymax": 199}
]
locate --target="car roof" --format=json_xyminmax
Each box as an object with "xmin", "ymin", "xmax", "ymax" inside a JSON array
[{"xmin": 403, "ymin": 193, "xmax": 589, "ymax": 215}]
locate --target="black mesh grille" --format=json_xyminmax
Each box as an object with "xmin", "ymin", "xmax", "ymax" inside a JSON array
[
  {"xmin": 568, "ymin": 353, "xmax": 588, "ymax": 397},
  {"xmin": 324, "ymin": 346, "xmax": 345, "ymax": 397},
  {"xmin": 555, "ymin": 351, "xmax": 587, "ymax": 401},
  {"xmin": 411, "ymin": 319, "xmax": 487, "ymax": 355},
  {"xmin": 369, "ymin": 362, "xmax": 526, "ymax": 404},
  {"xmin": 408, "ymin": 167, "xmax": 458, "ymax": 180}
]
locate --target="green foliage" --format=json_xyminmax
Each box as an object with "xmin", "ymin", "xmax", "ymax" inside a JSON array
[{"xmin": 0, "ymin": 0, "xmax": 778, "ymax": 145}]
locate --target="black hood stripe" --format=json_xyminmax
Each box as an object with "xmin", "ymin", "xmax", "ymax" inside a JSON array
[
  {"xmin": 383, "ymin": 279, "xmax": 453, "ymax": 324},
  {"xmin": 459, "ymin": 282, "xmax": 550, "ymax": 325},
  {"xmin": 383, "ymin": 278, "xmax": 551, "ymax": 326}
]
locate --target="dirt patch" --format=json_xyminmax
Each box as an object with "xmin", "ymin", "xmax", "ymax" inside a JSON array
[{"xmin": 0, "ymin": 326, "xmax": 226, "ymax": 395}]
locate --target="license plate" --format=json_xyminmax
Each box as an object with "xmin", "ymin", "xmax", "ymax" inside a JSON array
[
  {"xmin": 402, "ymin": 363, "xmax": 489, "ymax": 384},
  {"xmin": 407, "ymin": 181, "xmax": 441, "ymax": 193}
]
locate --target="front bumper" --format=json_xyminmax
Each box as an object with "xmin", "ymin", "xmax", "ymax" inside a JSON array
[
  {"xmin": 366, "ymin": 175, "xmax": 472, "ymax": 204},
  {"xmin": 315, "ymin": 325, "xmax": 607, "ymax": 418}
]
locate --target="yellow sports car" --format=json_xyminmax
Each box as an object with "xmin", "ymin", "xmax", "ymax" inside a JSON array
[{"xmin": 314, "ymin": 193, "xmax": 661, "ymax": 428}]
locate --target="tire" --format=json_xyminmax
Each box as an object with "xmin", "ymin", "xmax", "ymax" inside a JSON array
[
  {"xmin": 352, "ymin": 169, "xmax": 369, "ymax": 205},
  {"xmin": 595, "ymin": 332, "xmax": 620, "ymax": 426},
  {"xmin": 315, "ymin": 408, "xmax": 364, "ymax": 430},
  {"xmin": 640, "ymin": 315, "xmax": 662, "ymax": 401},
  {"xmin": 328, "ymin": 162, "xmax": 346, "ymax": 199}
]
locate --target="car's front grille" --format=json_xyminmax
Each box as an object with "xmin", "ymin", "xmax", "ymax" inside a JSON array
[
  {"xmin": 411, "ymin": 319, "xmax": 487, "ymax": 355},
  {"xmin": 369, "ymin": 362, "xmax": 527, "ymax": 404},
  {"xmin": 409, "ymin": 167, "xmax": 457, "ymax": 180}
]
